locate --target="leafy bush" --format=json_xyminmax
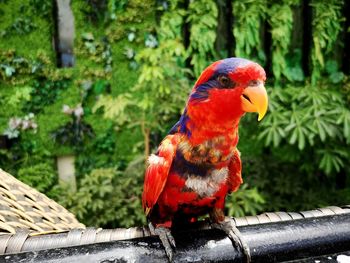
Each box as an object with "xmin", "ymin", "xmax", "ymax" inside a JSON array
[
  {"xmin": 226, "ymin": 184, "xmax": 265, "ymax": 217},
  {"xmin": 187, "ymin": 0, "xmax": 218, "ymax": 76},
  {"xmin": 24, "ymin": 79, "xmax": 70, "ymax": 113},
  {"xmin": 259, "ymin": 84, "xmax": 350, "ymax": 174},
  {"xmin": 17, "ymin": 163, "xmax": 57, "ymax": 193},
  {"xmin": 52, "ymin": 104, "xmax": 94, "ymax": 149},
  {"xmin": 310, "ymin": 0, "xmax": 344, "ymax": 84},
  {"xmin": 237, "ymin": 81, "xmax": 350, "ymax": 212},
  {"xmin": 55, "ymin": 160, "xmax": 145, "ymax": 228},
  {"xmin": 267, "ymin": 2, "xmax": 294, "ymax": 84},
  {"xmin": 233, "ymin": 0, "xmax": 266, "ymax": 64}
]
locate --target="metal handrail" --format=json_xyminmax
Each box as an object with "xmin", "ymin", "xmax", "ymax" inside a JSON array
[
  {"xmin": 1, "ymin": 205, "xmax": 349, "ymax": 256},
  {"xmin": 1, "ymin": 212, "xmax": 350, "ymax": 262}
]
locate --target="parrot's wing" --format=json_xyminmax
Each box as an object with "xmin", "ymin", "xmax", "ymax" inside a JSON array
[
  {"xmin": 142, "ymin": 134, "xmax": 180, "ymax": 216},
  {"xmin": 227, "ymin": 148, "xmax": 243, "ymax": 193}
]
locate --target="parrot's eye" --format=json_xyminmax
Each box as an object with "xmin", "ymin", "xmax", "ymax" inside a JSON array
[
  {"xmin": 217, "ymin": 74, "xmax": 235, "ymax": 89},
  {"xmin": 249, "ymin": 80, "xmax": 260, "ymax": 86}
]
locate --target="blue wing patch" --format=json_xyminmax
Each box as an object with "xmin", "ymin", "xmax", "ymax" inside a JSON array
[{"xmin": 168, "ymin": 108, "xmax": 192, "ymax": 137}]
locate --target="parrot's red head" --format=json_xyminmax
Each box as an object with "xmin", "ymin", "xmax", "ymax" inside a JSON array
[
  {"xmin": 171, "ymin": 58, "xmax": 268, "ymax": 143},
  {"xmin": 189, "ymin": 57, "xmax": 267, "ymax": 122}
]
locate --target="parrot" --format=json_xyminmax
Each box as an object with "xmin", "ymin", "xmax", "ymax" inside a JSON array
[{"xmin": 142, "ymin": 57, "xmax": 268, "ymax": 262}]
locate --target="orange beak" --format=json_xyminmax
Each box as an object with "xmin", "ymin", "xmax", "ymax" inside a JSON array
[{"xmin": 241, "ymin": 84, "xmax": 268, "ymax": 121}]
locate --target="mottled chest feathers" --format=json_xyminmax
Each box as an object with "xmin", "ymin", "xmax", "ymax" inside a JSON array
[
  {"xmin": 178, "ymin": 135, "xmax": 235, "ymax": 164},
  {"xmin": 185, "ymin": 167, "xmax": 229, "ymax": 197},
  {"xmin": 172, "ymin": 136, "xmax": 235, "ymax": 198}
]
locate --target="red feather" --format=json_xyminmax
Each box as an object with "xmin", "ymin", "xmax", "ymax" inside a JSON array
[
  {"xmin": 227, "ymin": 149, "xmax": 243, "ymax": 193},
  {"xmin": 142, "ymin": 134, "xmax": 180, "ymax": 215}
]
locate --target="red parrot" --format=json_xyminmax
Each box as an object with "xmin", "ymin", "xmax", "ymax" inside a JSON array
[{"xmin": 142, "ymin": 57, "xmax": 268, "ymax": 261}]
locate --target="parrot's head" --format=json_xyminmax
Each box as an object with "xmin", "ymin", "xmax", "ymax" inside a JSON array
[{"xmin": 187, "ymin": 57, "xmax": 268, "ymax": 126}]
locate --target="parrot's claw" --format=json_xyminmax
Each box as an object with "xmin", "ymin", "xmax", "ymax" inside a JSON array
[
  {"xmin": 212, "ymin": 217, "xmax": 251, "ymax": 263},
  {"xmin": 149, "ymin": 223, "xmax": 176, "ymax": 262}
]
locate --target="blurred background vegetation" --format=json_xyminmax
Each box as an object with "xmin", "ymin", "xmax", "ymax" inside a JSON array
[{"xmin": 0, "ymin": 0, "xmax": 349, "ymax": 228}]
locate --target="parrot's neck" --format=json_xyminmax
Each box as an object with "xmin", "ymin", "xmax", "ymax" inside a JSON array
[
  {"xmin": 183, "ymin": 96, "xmax": 244, "ymax": 146},
  {"xmin": 186, "ymin": 118, "xmax": 240, "ymax": 146},
  {"xmin": 175, "ymin": 117, "xmax": 240, "ymax": 168},
  {"xmin": 177, "ymin": 109, "xmax": 239, "ymax": 146}
]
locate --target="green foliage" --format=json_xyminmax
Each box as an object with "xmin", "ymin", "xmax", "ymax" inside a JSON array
[
  {"xmin": 258, "ymin": 84, "xmax": 350, "ymax": 174},
  {"xmin": 1, "ymin": 17, "xmax": 37, "ymax": 37},
  {"xmin": 93, "ymin": 125, "xmax": 116, "ymax": 154},
  {"xmin": 187, "ymin": 0, "xmax": 218, "ymax": 76},
  {"xmin": 84, "ymin": 0, "xmax": 108, "ymax": 23},
  {"xmin": 80, "ymin": 32, "xmax": 113, "ymax": 73},
  {"xmin": 284, "ymin": 49, "xmax": 305, "ymax": 82},
  {"xmin": 310, "ymin": 0, "xmax": 344, "ymax": 84},
  {"xmin": 24, "ymin": 79, "xmax": 70, "ymax": 113},
  {"xmin": 7, "ymin": 87, "xmax": 32, "ymax": 106},
  {"xmin": 56, "ymin": 164, "xmax": 145, "ymax": 228},
  {"xmin": 17, "ymin": 163, "xmax": 57, "ymax": 193},
  {"xmin": 0, "ymin": 50, "xmax": 33, "ymax": 80},
  {"xmin": 29, "ymin": 0, "xmax": 52, "ymax": 18},
  {"xmin": 233, "ymin": 0, "xmax": 266, "ymax": 64},
  {"xmin": 325, "ymin": 60, "xmax": 345, "ymax": 84},
  {"xmin": 133, "ymin": 2, "xmax": 190, "ymax": 129},
  {"xmin": 52, "ymin": 117, "xmax": 94, "ymax": 149},
  {"xmin": 82, "ymin": 0, "xmax": 128, "ymax": 23},
  {"xmin": 226, "ymin": 184, "xmax": 265, "ymax": 217},
  {"xmin": 267, "ymin": 1, "xmax": 296, "ymax": 83},
  {"xmin": 93, "ymin": 93, "xmax": 136, "ymax": 127},
  {"xmin": 95, "ymin": 0, "xmax": 191, "ymax": 156}
]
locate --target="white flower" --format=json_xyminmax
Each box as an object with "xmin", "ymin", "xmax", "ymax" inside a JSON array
[
  {"xmin": 62, "ymin": 104, "xmax": 72, "ymax": 114},
  {"xmin": 128, "ymin": 32, "xmax": 135, "ymax": 42},
  {"xmin": 31, "ymin": 122, "xmax": 38, "ymax": 130},
  {"xmin": 22, "ymin": 120, "xmax": 30, "ymax": 130},
  {"xmin": 9, "ymin": 118, "xmax": 21, "ymax": 129},
  {"xmin": 74, "ymin": 105, "xmax": 84, "ymax": 118},
  {"xmin": 3, "ymin": 128, "xmax": 20, "ymax": 139}
]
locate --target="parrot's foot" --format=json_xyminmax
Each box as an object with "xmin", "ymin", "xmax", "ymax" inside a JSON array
[
  {"xmin": 149, "ymin": 223, "xmax": 176, "ymax": 262},
  {"xmin": 212, "ymin": 217, "xmax": 251, "ymax": 263}
]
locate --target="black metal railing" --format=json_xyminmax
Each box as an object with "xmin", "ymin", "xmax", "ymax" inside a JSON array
[{"xmin": 1, "ymin": 205, "xmax": 350, "ymax": 262}]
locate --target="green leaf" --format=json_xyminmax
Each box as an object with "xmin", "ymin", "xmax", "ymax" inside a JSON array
[
  {"xmin": 4, "ymin": 65, "xmax": 15, "ymax": 77},
  {"xmin": 82, "ymin": 32, "xmax": 94, "ymax": 41},
  {"xmin": 8, "ymin": 86, "xmax": 33, "ymax": 106},
  {"xmin": 289, "ymin": 129, "xmax": 298, "ymax": 145},
  {"xmin": 329, "ymin": 72, "xmax": 344, "ymax": 84},
  {"xmin": 314, "ymin": 118, "xmax": 326, "ymax": 142},
  {"xmin": 297, "ymin": 127, "xmax": 306, "ymax": 150},
  {"xmin": 325, "ymin": 60, "xmax": 338, "ymax": 74}
]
